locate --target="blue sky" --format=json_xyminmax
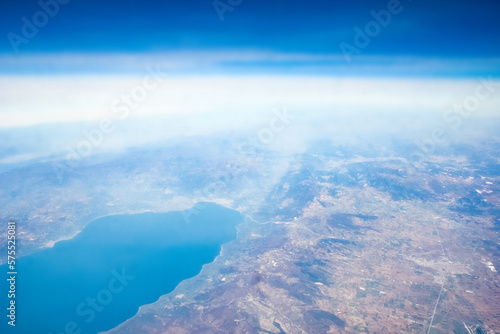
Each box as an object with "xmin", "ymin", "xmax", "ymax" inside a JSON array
[
  {"xmin": 1, "ymin": 0, "xmax": 499, "ymax": 66},
  {"xmin": 0, "ymin": 0, "xmax": 499, "ymax": 131}
]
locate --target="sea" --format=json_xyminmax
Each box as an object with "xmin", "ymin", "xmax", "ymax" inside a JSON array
[{"xmin": 0, "ymin": 202, "xmax": 243, "ymax": 334}]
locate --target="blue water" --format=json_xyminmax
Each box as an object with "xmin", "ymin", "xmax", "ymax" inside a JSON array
[{"xmin": 1, "ymin": 203, "xmax": 243, "ymax": 334}]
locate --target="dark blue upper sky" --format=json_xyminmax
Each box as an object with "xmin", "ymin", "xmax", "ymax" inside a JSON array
[{"xmin": 1, "ymin": 0, "xmax": 500, "ymax": 57}]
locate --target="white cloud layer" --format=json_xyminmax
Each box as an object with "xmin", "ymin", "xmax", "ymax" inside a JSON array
[{"xmin": 1, "ymin": 74, "xmax": 499, "ymax": 129}]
